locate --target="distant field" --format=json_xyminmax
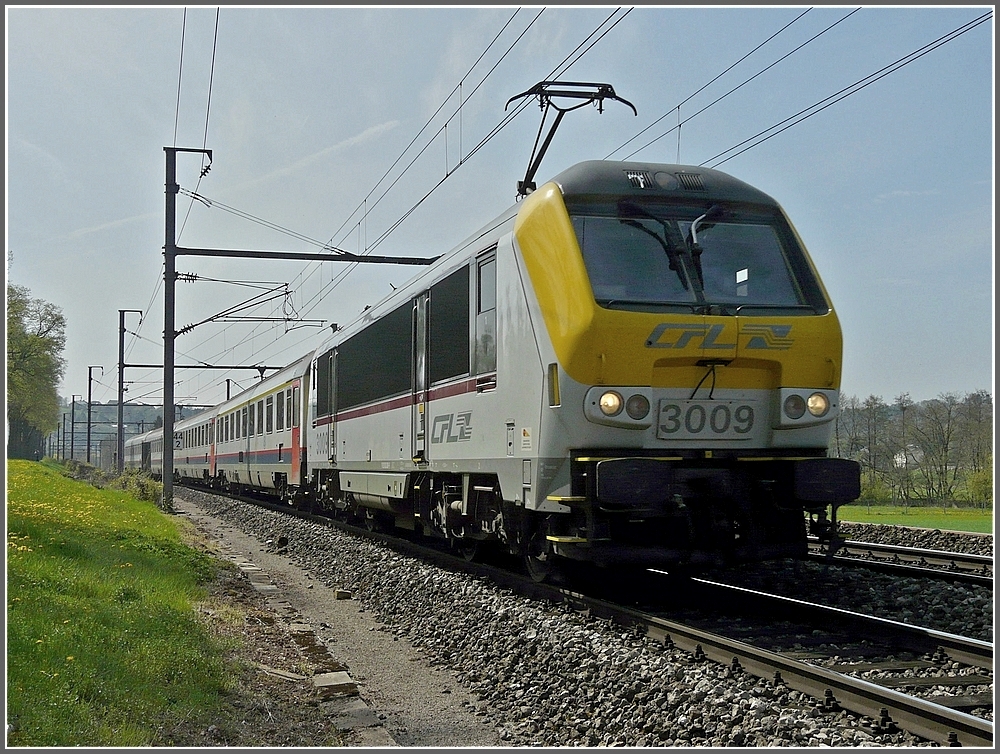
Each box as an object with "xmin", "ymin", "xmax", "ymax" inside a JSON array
[{"xmin": 836, "ymin": 504, "xmax": 993, "ymax": 534}]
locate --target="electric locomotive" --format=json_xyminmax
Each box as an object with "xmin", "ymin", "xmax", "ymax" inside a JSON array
[{"xmin": 304, "ymin": 159, "xmax": 860, "ymax": 579}]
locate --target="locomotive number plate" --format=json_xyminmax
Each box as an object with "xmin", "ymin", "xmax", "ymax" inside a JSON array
[{"xmin": 656, "ymin": 400, "xmax": 756, "ymax": 439}]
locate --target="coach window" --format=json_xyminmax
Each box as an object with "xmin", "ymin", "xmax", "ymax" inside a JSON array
[
  {"xmin": 266, "ymin": 396, "xmax": 274, "ymax": 433},
  {"xmin": 235, "ymin": 410, "xmax": 241, "ymax": 440},
  {"xmin": 257, "ymin": 400, "xmax": 264, "ymax": 435},
  {"xmin": 276, "ymin": 391, "xmax": 285, "ymax": 432},
  {"xmin": 242, "ymin": 406, "xmax": 248, "ymax": 437},
  {"xmin": 428, "ymin": 265, "xmax": 471, "ymax": 384},
  {"xmin": 248, "ymin": 404, "xmax": 255, "ymax": 436},
  {"xmin": 316, "ymin": 349, "xmax": 333, "ymax": 417},
  {"xmin": 291, "ymin": 387, "xmax": 299, "ymax": 428},
  {"xmin": 337, "ymin": 302, "xmax": 412, "ymax": 410},
  {"xmin": 475, "ymin": 252, "xmax": 497, "ymax": 374}
]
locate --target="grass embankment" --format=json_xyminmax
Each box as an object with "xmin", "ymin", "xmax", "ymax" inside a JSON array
[
  {"xmin": 836, "ymin": 504, "xmax": 993, "ymax": 534},
  {"xmin": 6, "ymin": 460, "xmax": 235, "ymax": 746}
]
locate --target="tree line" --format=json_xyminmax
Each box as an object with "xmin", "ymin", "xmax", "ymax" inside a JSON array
[
  {"xmin": 7, "ymin": 283, "xmax": 66, "ymax": 459},
  {"xmin": 832, "ymin": 391, "xmax": 993, "ymax": 507}
]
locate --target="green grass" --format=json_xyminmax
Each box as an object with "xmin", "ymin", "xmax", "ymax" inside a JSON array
[
  {"xmin": 837, "ymin": 504, "xmax": 993, "ymax": 534},
  {"xmin": 6, "ymin": 460, "xmax": 234, "ymax": 746}
]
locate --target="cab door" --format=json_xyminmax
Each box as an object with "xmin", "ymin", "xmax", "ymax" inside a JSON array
[
  {"xmin": 209, "ymin": 417, "xmax": 217, "ymax": 478},
  {"xmin": 412, "ymin": 293, "xmax": 428, "ymax": 462}
]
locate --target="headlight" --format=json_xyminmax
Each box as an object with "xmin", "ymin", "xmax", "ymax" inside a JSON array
[
  {"xmin": 599, "ymin": 391, "xmax": 623, "ymax": 416},
  {"xmin": 783, "ymin": 394, "xmax": 806, "ymax": 420},
  {"xmin": 625, "ymin": 393, "xmax": 650, "ymax": 420},
  {"xmin": 807, "ymin": 392, "xmax": 830, "ymax": 417}
]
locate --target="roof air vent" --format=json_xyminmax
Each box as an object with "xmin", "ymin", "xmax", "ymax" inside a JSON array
[
  {"xmin": 625, "ymin": 170, "xmax": 655, "ymax": 189},
  {"xmin": 676, "ymin": 172, "xmax": 705, "ymax": 191}
]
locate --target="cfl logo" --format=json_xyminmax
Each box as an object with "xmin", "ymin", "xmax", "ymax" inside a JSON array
[
  {"xmin": 431, "ymin": 412, "xmax": 473, "ymax": 444},
  {"xmin": 646, "ymin": 323, "xmax": 735, "ymax": 350},
  {"xmin": 742, "ymin": 324, "xmax": 794, "ymax": 350}
]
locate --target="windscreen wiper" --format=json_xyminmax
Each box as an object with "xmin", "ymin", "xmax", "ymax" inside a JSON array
[
  {"xmin": 686, "ymin": 204, "xmax": 724, "ymax": 291},
  {"xmin": 618, "ymin": 201, "xmax": 697, "ymax": 294},
  {"xmin": 619, "ymin": 218, "xmax": 691, "ymax": 291}
]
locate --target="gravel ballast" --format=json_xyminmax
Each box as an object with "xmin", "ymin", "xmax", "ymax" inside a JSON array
[{"xmin": 176, "ymin": 489, "xmax": 993, "ymax": 747}]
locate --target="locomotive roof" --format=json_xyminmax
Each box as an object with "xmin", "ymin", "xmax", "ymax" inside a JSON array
[
  {"xmin": 550, "ymin": 160, "xmax": 780, "ymax": 207},
  {"xmin": 313, "ymin": 159, "xmax": 783, "ymax": 350}
]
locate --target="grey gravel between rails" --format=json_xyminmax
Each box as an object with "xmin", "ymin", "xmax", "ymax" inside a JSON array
[{"xmin": 177, "ymin": 488, "xmax": 993, "ymax": 748}]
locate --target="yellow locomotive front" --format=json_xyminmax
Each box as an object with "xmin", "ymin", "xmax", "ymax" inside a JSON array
[{"xmin": 514, "ymin": 160, "xmax": 860, "ymax": 573}]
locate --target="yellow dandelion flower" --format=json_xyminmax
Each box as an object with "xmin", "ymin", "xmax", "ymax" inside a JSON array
[{"xmin": 66, "ymin": 656, "xmax": 74, "ymax": 662}]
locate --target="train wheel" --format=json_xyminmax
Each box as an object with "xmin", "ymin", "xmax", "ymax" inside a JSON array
[
  {"xmin": 455, "ymin": 538, "xmax": 480, "ymax": 562},
  {"xmin": 523, "ymin": 529, "xmax": 555, "ymax": 583},
  {"xmin": 363, "ymin": 509, "xmax": 391, "ymax": 533}
]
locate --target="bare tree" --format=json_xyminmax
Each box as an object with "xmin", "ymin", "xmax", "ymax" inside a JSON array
[
  {"xmin": 833, "ymin": 394, "xmax": 864, "ymax": 460},
  {"xmin": 911, "ymin": 393, "xmax": 962, "ymax": 502},
  {"xmin": 886, "ymin": 393, "xmax": 915, "ymax": 503},
  {"xmin": 859, "ymin": 394, "xmax": 891, "ymax": 501}
]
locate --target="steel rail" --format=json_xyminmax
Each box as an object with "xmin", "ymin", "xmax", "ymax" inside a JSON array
[
  {"xmin": 810, "ymin": 537, "xmax": 993, "ymax": 568},
  {"xmin": 686, "ymin": 577, "xmax": 993, "ymax": 671},
  {"xmin": 344, "ymin": 519, "xmax": 995, "ymax": 746},
  {"xmin": 553, "ymin": 587, "xmax": 994, "ymax": 748},
  {"xmin": 835, "ymin": 539, "xmax": 992, "ymax": 568},
  {"xmin": 807, "ymin": 538, "xmax": 993, "ymax": 586}
]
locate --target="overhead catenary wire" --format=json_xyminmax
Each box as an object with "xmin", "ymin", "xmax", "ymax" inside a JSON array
[
  {"xmin": 318, "ymin": 7, "xmax": 632, "ymax": 264},
  {"xmin": 134, "ymin": 7, "xmax": 220, "ymax": 367},
  {"xmin": 617, "ymin": 7, "xmax": 862, "ymax": 161},
  {"xmin": 607, "ymin": 6, "xmax": 813, "ymax": 161},
  {"xmin": 322, "ymin": 8, "xmax": 535, "ymax": 250},
  {"xmin": 701, "ymin": 10, "xmax": 994, "ymax": 169},
  {"xmin": 173, "ymin": 8, "xmax": 186, "ymax": 147}
]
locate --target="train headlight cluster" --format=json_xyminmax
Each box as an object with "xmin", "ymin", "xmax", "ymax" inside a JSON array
[
  {"xmin": 587, "ymin": 387, "xmax": 653, "ymax": 428},
  {"xmin": 780, "ymin": 389, "xmax": 835, "ymax": 425},
  {"xmin": 597, "ymin": 390, "xmax": 651, "ymax": 421}
]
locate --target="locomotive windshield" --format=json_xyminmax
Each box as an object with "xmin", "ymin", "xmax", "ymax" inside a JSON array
[{"xmin": 568, "ymin": 199, "xmax": 829, "ymax": 315}]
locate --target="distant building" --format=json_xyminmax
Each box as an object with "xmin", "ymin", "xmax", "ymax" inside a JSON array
[{"xmin": 893, "ymin": 444, "xmax": 924, "ymax": 468}]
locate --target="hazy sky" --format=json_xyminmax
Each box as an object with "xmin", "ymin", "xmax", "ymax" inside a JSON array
[{"xmin": 6, "ymin": 5, "xmax": 994, "ymax": 414}]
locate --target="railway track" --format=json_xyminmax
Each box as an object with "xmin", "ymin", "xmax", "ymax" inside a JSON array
[
  {"xmin": 808, "ymin": 537, "xmax": 993, "ymax": 587},
  {"xmin": 589, "ymin": 587, "xmax": 993, "ymax": 747},
  {"xmin": 319, "ymin": 509, "xmax": 994, "ymax": 745},
  {"xmin": 185, "ymin": 485, "xmax": 994, "ymax": 747}
]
